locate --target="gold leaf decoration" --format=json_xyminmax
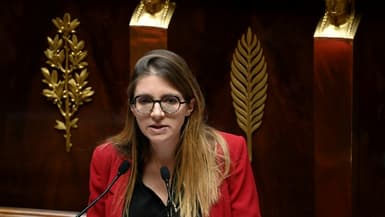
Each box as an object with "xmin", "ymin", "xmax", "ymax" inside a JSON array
[
  {"xmin": 230, "ymin": 27, "xmax": 268, "ymax": 161},
  {"xmin": 41, "ymin": 13, "xmax": 95, "ymax": 152}
]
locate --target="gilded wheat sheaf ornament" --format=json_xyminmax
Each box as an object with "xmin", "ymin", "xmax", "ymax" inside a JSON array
[
  {"xmin": 41, "ymin": 13, "xmax": 95, "ymax": 152},
  {"xmin": 230, "ymin": 27, "xmax": 268, "ymax": 161}
]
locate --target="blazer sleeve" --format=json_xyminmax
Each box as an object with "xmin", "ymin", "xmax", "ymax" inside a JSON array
[
  {"xmin": 227, "ymin": 134, "xmax": 262, "ymax": 217},
  {"xmin": 86, "ymin": 143, "xmax": 114, "ymax": 217}
]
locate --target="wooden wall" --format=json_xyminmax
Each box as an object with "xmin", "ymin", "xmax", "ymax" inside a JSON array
[{"xmin": 0, "ymin": 0, "xmax": 384, "ymax": 217}]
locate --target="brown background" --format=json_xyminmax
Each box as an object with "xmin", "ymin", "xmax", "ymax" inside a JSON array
[{"xmin": 0, "ymin": 0, "xmax": 384, "ymax": 217}]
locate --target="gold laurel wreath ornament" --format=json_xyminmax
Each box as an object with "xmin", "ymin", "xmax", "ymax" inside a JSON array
[
  {"xmin": 41, "ymin": 13, "xmax": 95, "ymax": 152},
  {"xmin": 230, "ymin": 27, "xmax": 268, "ymax": 161}
]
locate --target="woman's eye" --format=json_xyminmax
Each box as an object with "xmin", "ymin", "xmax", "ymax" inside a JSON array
[
  {"xmin": 137, "ymin": 97, "xmax": 153, "ymax": 104},
  {"xmin": 162, "ymin": 96, "xmax": 179, "ymax": 104}
]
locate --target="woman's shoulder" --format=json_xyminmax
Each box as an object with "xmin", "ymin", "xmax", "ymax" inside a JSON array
[
  {"xmin": 90, "ymin": 142, "xmax": 129, "ymax": 177},
  {"xmin": 92, "ymin": 142, "xmax": 125, "ymax": 162},
  {"xmin": 218, "ymin": 131, "xmax": 246, "ymax": 145},
  {"xmin": 93, "ymin": 142, "xmax": 116, "ymax": 154},
  {"xmin": 217, "ymin": 130, "xmax": 249, "ymax": 160}
]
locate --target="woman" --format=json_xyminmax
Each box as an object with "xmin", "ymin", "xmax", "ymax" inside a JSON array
[{"xmin": 86, "ymin": 49, "xmax": 262, "ymax": 217}]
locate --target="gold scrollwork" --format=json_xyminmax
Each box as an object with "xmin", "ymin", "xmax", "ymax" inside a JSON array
[
  {"xmin": 41, "ymin": 13, "xmax": 95, "ymax": 152},
  {"xmin": 230, "ymin": 27, "xmax": 268, "ymax": 161}
]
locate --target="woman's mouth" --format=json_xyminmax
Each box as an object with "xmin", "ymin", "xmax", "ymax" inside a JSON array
[{"xmin": 148, "ymin": 125, "xmax": 168, "ymax": 133}]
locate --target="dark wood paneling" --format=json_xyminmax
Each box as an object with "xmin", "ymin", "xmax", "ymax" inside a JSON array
[
  {"xmin": 354, "ymin": 14, "xmax": 385, "ymax": 217},
  {"xmin": 0, "ymin": 1, "xmax": 384, "ymax": 217}
]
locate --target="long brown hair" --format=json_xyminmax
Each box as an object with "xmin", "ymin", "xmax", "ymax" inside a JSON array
[{"xmin": 108, "ymin": 49, "xmax": 230, "ymax": 217}]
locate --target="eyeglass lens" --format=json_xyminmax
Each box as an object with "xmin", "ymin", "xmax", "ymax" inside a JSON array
[{"xmin": 133, "ymin": 95, "xmax": 185, "ymax": 114}]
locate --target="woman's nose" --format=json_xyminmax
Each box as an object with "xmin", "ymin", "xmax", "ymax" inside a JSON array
[{"xmin": 150, "ymin": 102, "xmax": 165, "ymax": 117}]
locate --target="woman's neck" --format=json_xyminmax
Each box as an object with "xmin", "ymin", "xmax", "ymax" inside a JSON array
[{"xmin": 148, "ymin": 148, "xmax": 175, "ymax": 170}]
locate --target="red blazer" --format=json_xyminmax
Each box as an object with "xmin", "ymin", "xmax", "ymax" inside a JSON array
[{"xmin": 86, "ymin": 132, "xmax": 262, "ymax": 217}]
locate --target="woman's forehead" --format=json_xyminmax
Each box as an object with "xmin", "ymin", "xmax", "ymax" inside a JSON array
[{"xmin": 135, "ymin": 75, "xmax": 181, "ymax": 95}]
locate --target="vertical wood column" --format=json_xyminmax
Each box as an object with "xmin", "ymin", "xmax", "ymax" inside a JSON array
[{"xmin": 314, "ymin": 38, "xmax": 355, "ymax": 217}]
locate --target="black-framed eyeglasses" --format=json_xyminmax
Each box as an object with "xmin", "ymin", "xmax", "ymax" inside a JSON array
[{"xmin": 131, "ymin": 95, "xmax": 189, "ymax": 115}]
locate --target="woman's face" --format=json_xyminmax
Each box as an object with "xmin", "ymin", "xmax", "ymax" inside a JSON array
[{"xmin": 131, "ymin": 75, "xmax": 194, "ymax": 147}]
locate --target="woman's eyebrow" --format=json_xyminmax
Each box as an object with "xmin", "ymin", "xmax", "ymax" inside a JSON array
[{"xmin": 135, "ymin": 93, "xmax": 182, "ymax": 98}]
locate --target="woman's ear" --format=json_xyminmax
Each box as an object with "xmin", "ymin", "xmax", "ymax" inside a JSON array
[
  {"xmin": 130, "ymin": 104, "xmax": 136, "ymax": 114},
  {"xmin": 185, "ymin": 98, "xmax": 195, "ymax": 116}
]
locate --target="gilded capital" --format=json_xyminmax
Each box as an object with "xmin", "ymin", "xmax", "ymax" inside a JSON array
[
  {"xmin": 129, "ymin": 0, "xmax": 176, "ymax": 29},
  {"xmin": 314, "ymin": 0, "xmax": 360, "ymax": 39}
]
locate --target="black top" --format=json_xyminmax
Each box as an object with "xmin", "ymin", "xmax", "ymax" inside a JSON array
[{"xmin": 128, "ymin": 179, "xmax": 169, "ymax": 217}]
